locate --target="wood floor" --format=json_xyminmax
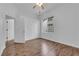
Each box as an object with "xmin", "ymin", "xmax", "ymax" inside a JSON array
[{"xmin": 2, "ymin": 38, "xmax": 79, "ymax": 56}]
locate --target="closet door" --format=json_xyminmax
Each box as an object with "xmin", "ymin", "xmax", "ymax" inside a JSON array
[{"xmin": 6, "ymin": 19, "xmax": 14, "ymax": 41}]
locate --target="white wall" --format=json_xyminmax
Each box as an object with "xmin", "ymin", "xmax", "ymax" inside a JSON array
[
  {"xmin": 14, "ymin": 15, "xmax": 39, "ymax": 43},
  {"xmin": 14, "ymin": 4, "xmax": 40, "ymax": 42},
  {"xmin": 0, "ymin": 4, "xmax": 17, "ymax": 55},
  {"xmin": 14, "ymin": 15, "xmax": 25, "ymax": 43},
  {"xmin": 14, "ymin": 15, "xmax": 39, "ymax": 42},
  {"xmin": 14, "ymin": 10, "xmax": 40, "ymax": 43},
  {"xmin": 0, "ymin": 3, "xmax": 39, "ymax": 55},
  {"xmin": 41, "ymin": 4, "xmax": 79, "ymax": 48},
  {"xmin": 24, "ymin": 16, "xmax": 39, "ymax": 41},
  {"xmin": 0, "ymin": 18, "xmax": 5, "ymax": 55}
]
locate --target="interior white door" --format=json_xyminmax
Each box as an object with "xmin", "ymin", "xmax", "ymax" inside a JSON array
[{"xmin": 6, "ymin": 19, "xmax": 14, "ymax": 41}]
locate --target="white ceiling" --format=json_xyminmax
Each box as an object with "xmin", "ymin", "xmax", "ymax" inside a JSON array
[
  {"xmin": 0, "ymin": 3, "xmax": 63, "ymax": 17},
  {"xmin": 14, "ymin": 3, "xmax": 62, "ymax": 16}
]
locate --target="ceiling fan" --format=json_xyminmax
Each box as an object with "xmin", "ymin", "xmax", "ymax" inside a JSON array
[{"xmin": 33, "ymin": 3, "xmax": 45, "ymax": 10}]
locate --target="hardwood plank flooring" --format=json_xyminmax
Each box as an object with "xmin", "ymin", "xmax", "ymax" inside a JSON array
[{"xmin": 2, "ymin": 38, "xmax": 79, "ymax": 56}]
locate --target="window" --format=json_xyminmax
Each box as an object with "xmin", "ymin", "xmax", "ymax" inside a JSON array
[{"xmin": 42, "ymin": 16, "xmax": 54, "ymax": 33}]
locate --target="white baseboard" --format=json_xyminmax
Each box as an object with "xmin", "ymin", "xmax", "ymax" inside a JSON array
[
  {"xmin": 41, "ymin": 37, "xmax": 79, "ymax": 48},
  {"xmin": 0, "ymin": 44, "xmax": 5, "ymax": 56},
  {"xmin": 25, "ymin": 36, "xmax": 39, "ymax": 41},
  {"xmin": 14, "ymin": 41, "xmax": 25, "ymax": 43}
]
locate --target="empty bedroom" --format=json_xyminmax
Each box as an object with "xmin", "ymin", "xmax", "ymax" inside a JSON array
[{"xmin": 0, "ymin": 3, "xmax": 79, "ymax": 56}]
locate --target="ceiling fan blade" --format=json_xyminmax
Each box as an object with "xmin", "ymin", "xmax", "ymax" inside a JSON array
[
  {"xmin": 41, "ymin": 5, "xmax": 44, "ymax": 9},
  {"xmin": 33, "ymin": 5, "xmax": 36, "ymax": 8}
]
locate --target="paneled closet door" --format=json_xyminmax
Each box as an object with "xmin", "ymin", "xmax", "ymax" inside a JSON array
[{"xmin": 6, "ymin": 19, "xmax": 14, "ymax": 41}]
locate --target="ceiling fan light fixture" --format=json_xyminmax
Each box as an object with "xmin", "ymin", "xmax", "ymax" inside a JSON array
[
  {"xmin": 36, "ymin": 3, "xmax": 43, "ymax": 7},
  {"xmin": 33, "ymin": 3, "xmax": 45, "ymax": 16}
]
